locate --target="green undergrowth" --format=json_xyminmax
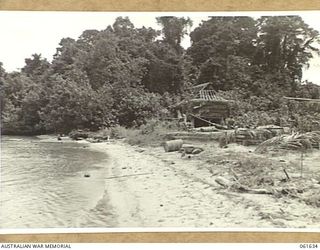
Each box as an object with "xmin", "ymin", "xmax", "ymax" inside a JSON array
[{"xmin": 96, "ymin": 119, "xmax": 181, "ymax": 146}]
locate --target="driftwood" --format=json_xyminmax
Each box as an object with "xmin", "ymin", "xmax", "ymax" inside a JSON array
[
  {"xmin": 237, "ymin": 186, "xmax": 274, "ymax": 195},
  {"xmin": 105, "ymin": 172, "xmax": 152, "ymax": 180},
  {"xmin": 215, "ymin": 177, "xmax": 232, "ymax": 187},
  {"xmin": 215, "ymin": 176, "xmax": 274, "ymax": 195},
  {"xmin": 229, "ymin": 168, "xmax": 239, "ymax": 180}
]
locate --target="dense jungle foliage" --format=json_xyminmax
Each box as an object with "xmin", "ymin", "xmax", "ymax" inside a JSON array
[{"xmin": 1, "ymin": 16, "xmax": 320, "ymax": 135}]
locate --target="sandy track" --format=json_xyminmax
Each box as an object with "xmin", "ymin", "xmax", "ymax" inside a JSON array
[{"xmin": 90, "ymin": 141, "xmax": 320, "ymax": 229}]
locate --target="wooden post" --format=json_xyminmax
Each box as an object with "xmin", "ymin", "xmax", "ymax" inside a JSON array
[
  {"xmin": 283, "ymin": 168, "xmax": 290, "ymax": 180},
  {"xmin": 190, "ymin": 116, "xmax": 195, "ymax": 128}
]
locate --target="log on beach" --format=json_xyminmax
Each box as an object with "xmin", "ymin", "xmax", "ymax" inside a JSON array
[{"xmin": 163, "ymin": 139, "xmax": 184, "ymax": 152}]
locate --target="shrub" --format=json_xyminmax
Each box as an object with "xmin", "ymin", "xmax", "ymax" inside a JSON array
[{"xmin": 111, "ymin": 119, "xmax": 180, "ymax": 146}]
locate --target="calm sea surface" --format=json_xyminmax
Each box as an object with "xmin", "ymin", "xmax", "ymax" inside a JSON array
[{"xmin": 0, "ymin": 136, "xmax": 114, "ymax": 228}]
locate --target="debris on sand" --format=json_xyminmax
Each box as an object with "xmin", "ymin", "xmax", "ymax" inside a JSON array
[
  {"xmin": 208, "ymin": 153, "xmax": 280, "ymax": 189},
  {"xmin": 180, "ymin": 144, "xmax": 204, "ymax": 155},
  {"xmin": 207, "ymin": 151, "xmax": 320, "ymax": 207},
  {"xmin": 255, "ymin": 131, "xmax": 320, "ymax": 153},
  {"xmin": 221, "ymin": 128, "xmax": 275, "ymax": 147},
  {"xmin": 163, "ymin": 140, "xmax": 205, "ymax": 156},
  {"xmin": 191, "ymin": 148, "xmax": 203, "ymax": 154},
  {"xmin": 215, "ymin": 176, "xmax": 232, "ymax": 187},
  {"xmin": 304, "ymin": 194, "xmax": 320, "ymax": 207}
]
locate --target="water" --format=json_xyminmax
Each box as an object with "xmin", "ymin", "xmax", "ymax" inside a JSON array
[{"xmin": 0, "ymin": 136, "xmax": 113, "ymax": 228}]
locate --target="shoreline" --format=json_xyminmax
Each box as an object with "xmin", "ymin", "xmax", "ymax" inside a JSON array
[
  {"xmin": 2, "ymin": 135, "xmax": 319, "ymax": 228},
  {"xmin": 88, "ymin": 140, "xmax": 320, "ymax": 228},
  {"xmin": 1, "ymin": 135, "xmax": 112, "ymax": 229}
]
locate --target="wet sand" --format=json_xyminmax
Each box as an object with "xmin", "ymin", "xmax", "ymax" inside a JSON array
[{"xmin": 90, "ymin": 140, "xmax": 320, "ymax": 228}]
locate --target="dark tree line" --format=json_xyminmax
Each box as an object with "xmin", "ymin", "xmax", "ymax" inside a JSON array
[{"xmin": 1, "ymin": 16, "xmax": 320, "ymax": 135}]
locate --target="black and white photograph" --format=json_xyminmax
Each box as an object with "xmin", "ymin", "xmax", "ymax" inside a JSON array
[{"xmin": 0, "ymin": 11, "xmax": 320, "ymax": 230}]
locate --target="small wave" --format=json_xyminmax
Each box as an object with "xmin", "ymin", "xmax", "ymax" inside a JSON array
[
  {"xmin": 76, "ymin": 189, "xmax": 117, "ymax": 228},
  {"xmin": 3, "ymin": 138, "xmax": 23, "ymax": 142}
]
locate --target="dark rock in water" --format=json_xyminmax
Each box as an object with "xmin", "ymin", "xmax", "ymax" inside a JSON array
[{"xmin": 84, "ymin": 173, "xmax": 90, "ymax": 178}]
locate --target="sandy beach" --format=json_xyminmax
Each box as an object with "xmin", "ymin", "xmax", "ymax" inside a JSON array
[{"xmin": 89, "ymin": 140, "xmax": 320, "ymax": 228}]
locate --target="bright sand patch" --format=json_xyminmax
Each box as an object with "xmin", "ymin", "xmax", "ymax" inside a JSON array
[{"xmin": 89, "ymin": 141, "xmax": 320, "ymax": 229}]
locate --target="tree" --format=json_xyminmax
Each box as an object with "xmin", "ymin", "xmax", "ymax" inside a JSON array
[
  {"xmin": 0, "ymin": 62, "xmax": 6, "ymax": 100},
  {"xmin": 39, "ymin": 74, "xmax": 113, "ymax": 133},
  {"xmin": 296, "ymin": 81, "xmax": 320, "ymax": 99},
  {"xmin": 187, "ymin": 16, "xmax": 257, "ymax": 90},
  {"xmin": 113, "ymin": 16, "xmax": 134, "ymax": 35},
  {"xmin": 0, "ymin": 62, "xmax": 5, "ymax": 80},
  {"xmin": 252, "ymin": 16, "xmax": 320, "ymax": 95},
  {"xmin": 0, "ymin": 62, "xmax": 7, "ymax": 119},
  {"xmin": 141, "ymin": 41, "xmax": 185, "ymax": 94},
  {"xmin": 156, "ymin": 16, "xmax": 192, "ymax": 53},
  {"xmin": 255, "ymin": 16, "xmax": 319, "ymax": 79},
  {"xmin": 77, "ymin": 29, "xmax": 100, "ymax": 52},
  {"xmin": 187, "ymin": 15, "xmax": 320, "ymax": 95},
  {"xmin": 1, "ymin": 71, "xmax": 45, "ymax": 134},
  {"xmin": 110, "ymin": 84, "xmax": 163, "ymax": 127},
  {"xmin": 51, "ymin": 37, "xmax": 85, "ymax": 76},
  {"xmin": 22, "ymin": 54, "xmax": 50, "ymax": 78},
  {"xmin": 189, "ymin": 17, "xmax": 257, "ymax": 64},
  {"xmin": 84, "ymin": 29, "xmax": 148, "ymax": 90},
  {"xmin": 138, "ymin": 16, "xmax": 193, "ymax": 94}
]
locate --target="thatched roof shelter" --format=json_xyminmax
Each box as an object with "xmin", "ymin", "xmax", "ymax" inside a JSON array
[{"xmin": 181, "ymin": 83, "xmax": 231, "ymax": 128}]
